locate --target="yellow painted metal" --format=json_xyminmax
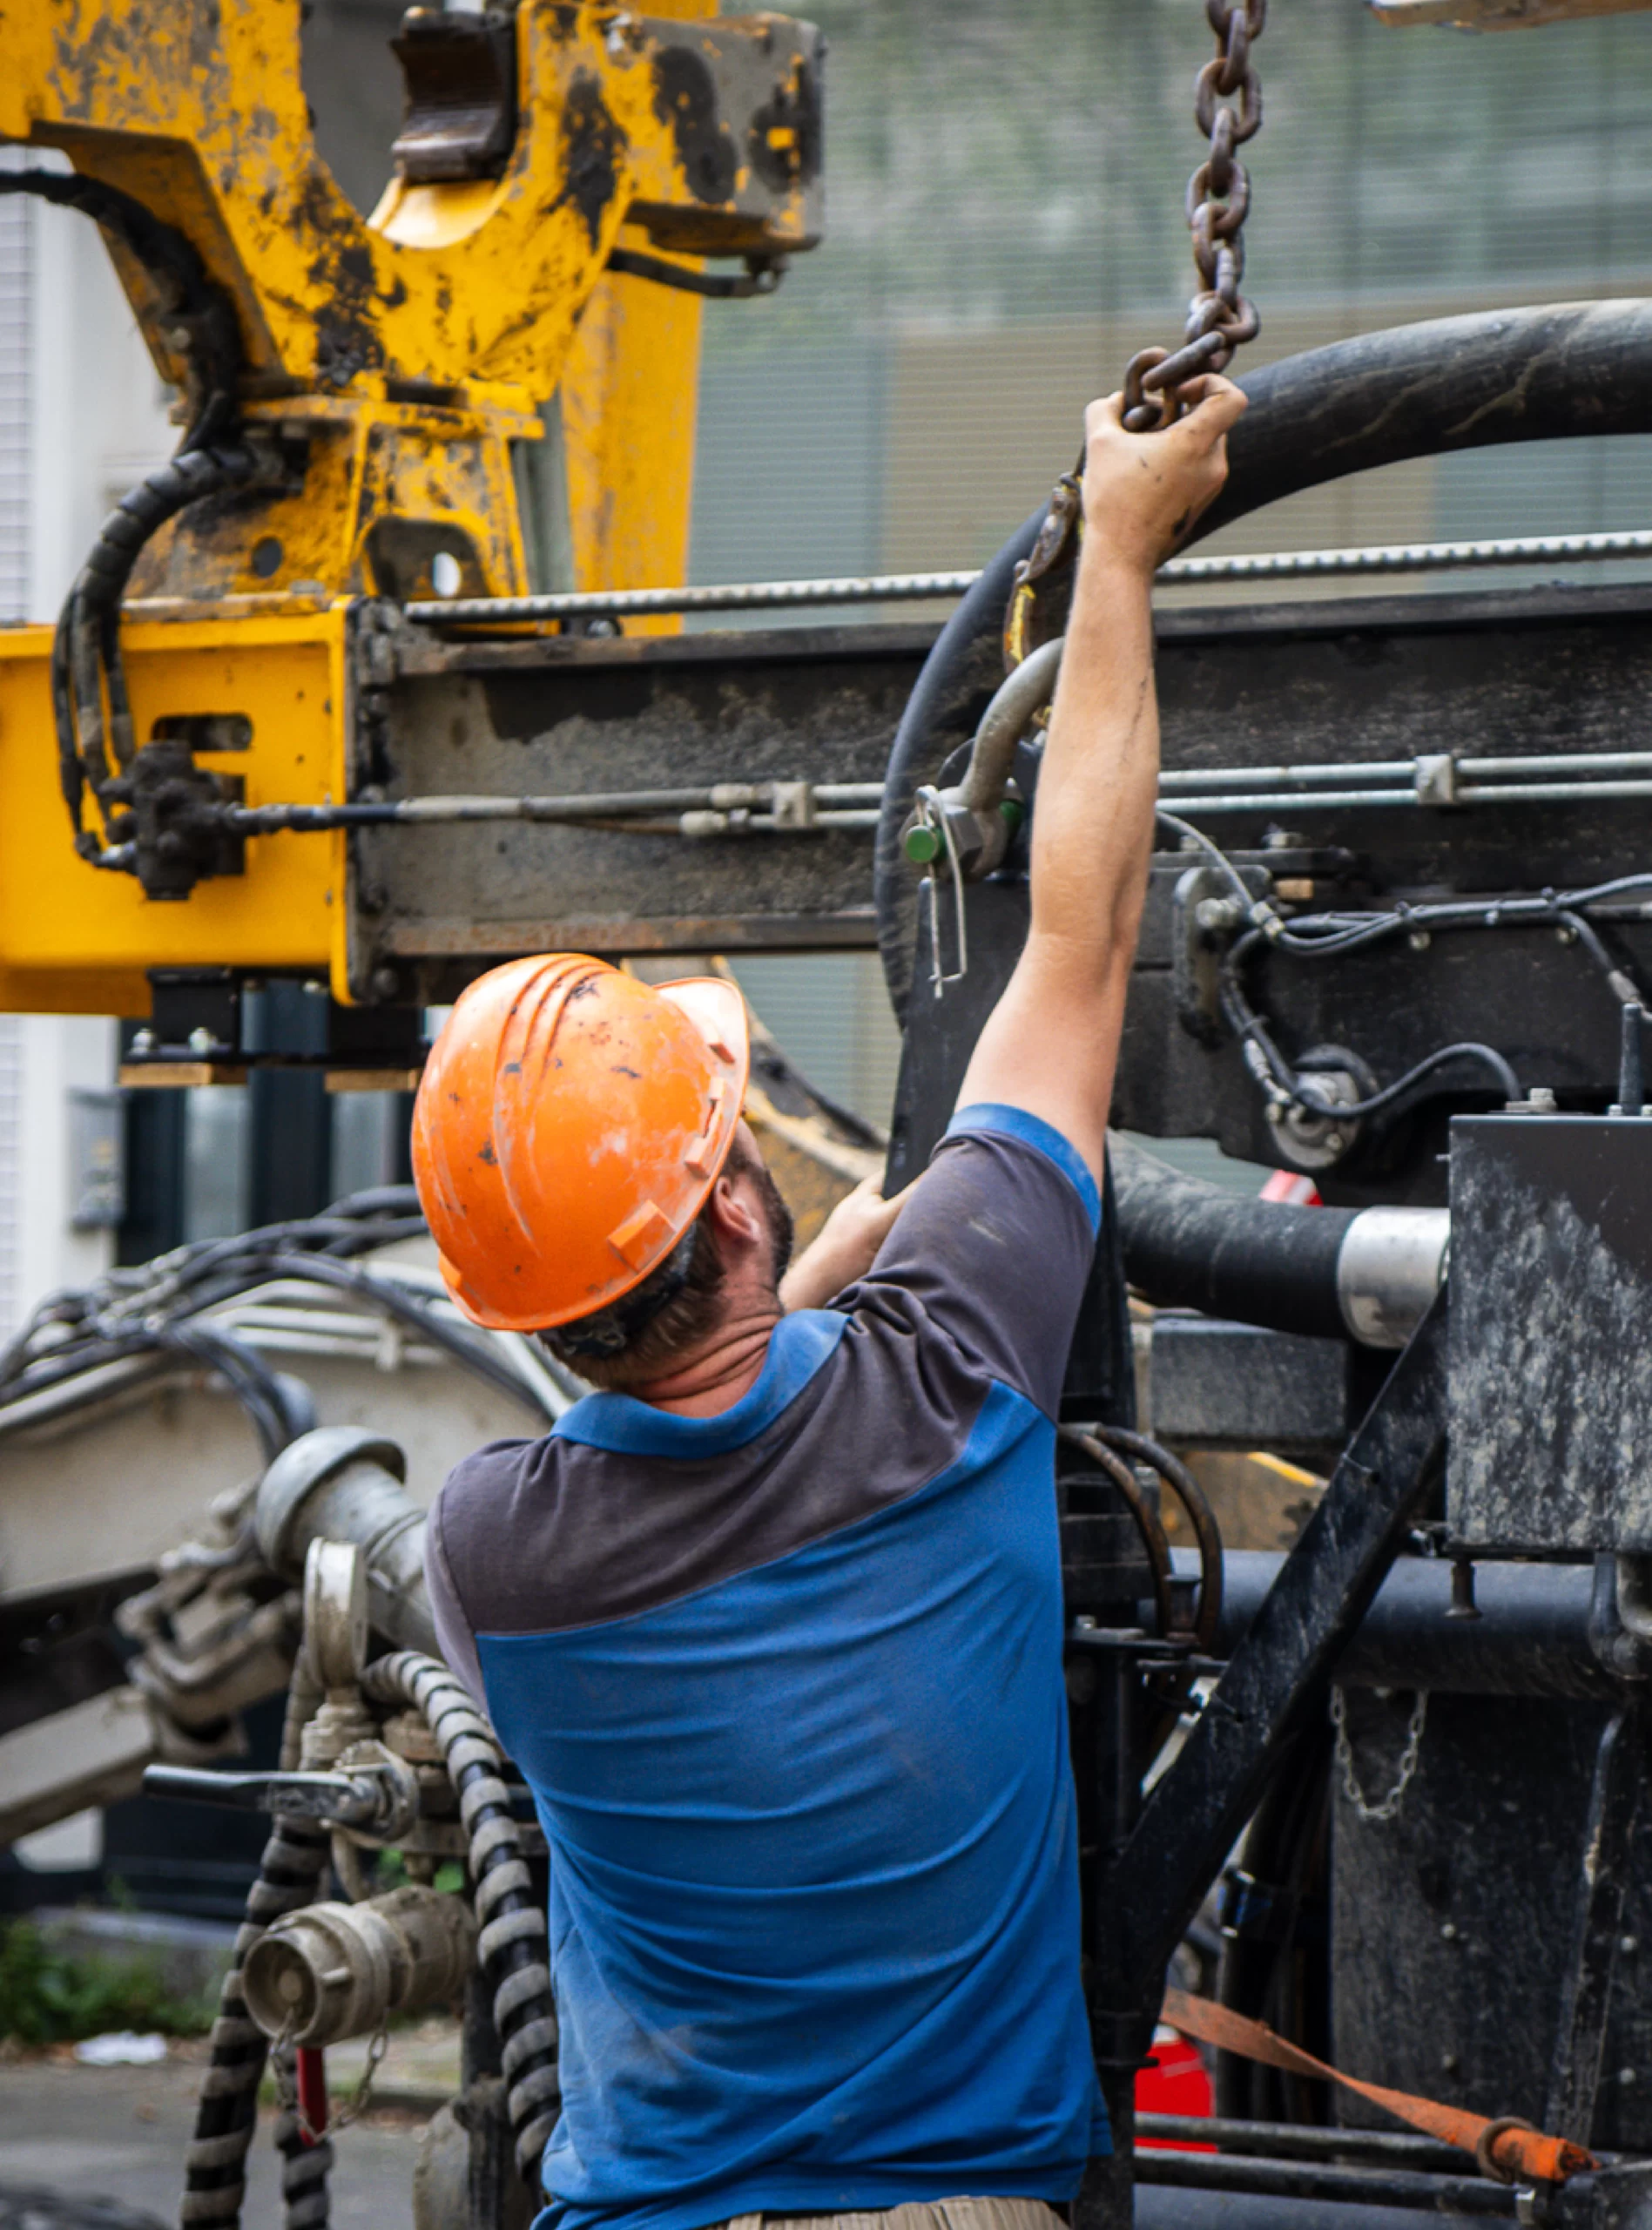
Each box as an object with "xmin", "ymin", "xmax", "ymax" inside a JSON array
[
  {"xmin": 0, "ymin": 612, "xmax": 347, "ymax": 1016},
  {"xmin": 0, "ymin": 0, "xmax": 819, "ymax": 1012},
  {"xmin": 563, "ymin": 245, "xmax": 706, "ymax": 634},
  {"xmin": 0, "ymin": 0, "xmax": 811, "ymax": 410},
  {"xmin": 0, "ymin": 0, "xmax": 810, "ymax": 605}
]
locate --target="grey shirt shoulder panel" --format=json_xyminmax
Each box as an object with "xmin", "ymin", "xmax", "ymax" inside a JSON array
[
  {"xmin": 427, "ymin": 1121, "xmax": 1097, "ymax": 1655},
  {"xmin": 425, "ymin": 1497, "xmax": 487, "ymax": 1706}
]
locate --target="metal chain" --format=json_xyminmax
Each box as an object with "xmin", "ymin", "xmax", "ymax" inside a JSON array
[
  {"xmin": 270, "ymin": 2017, "xmax": 389, "ymax": 2145},
  {"xmin": 1123, "ymin": 0, "xmax": 1266, "ymax": 432},
  {"xmin": 1330, "ymin": 1686, "xmax": 1428, "ymax": 1824}
]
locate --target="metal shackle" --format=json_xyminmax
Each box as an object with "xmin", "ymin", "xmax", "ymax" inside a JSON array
[
  {"xmin": 243, "ymin": 1884, "xmax": 476, "ymax": 2050},
  {"xmin": 254, "ymin": 1426, "xmax": 436, "ymax": 1658}
]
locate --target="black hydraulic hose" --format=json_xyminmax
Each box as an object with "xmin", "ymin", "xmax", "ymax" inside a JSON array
[
  {"xmin": 60, "ymin": 443, "xmax": 260, "ymax": 855},
  {"xmin": 155, "ymin": 1320, "xmax": 314, "ymax": 1460},
  {"xmin": 0, "ymin": 171, "xmax": 241, "ymax": 425},
  {"xmin": 0, "ymin": 172, "xmax": 250, "ymax": 866},
  {"xmin": 874, "ymin": 500, "xmax": 1049, "ymax": 1024},
  {"xmin": 1061, "ymin": 1426, "xmax": 1177, "ymax": 1640},
  {"xmin": 1109, "ymin": 1132, "xmax": 1354, "ymax": 1340},
  {"xmin": 273, "ymin": 2056, "xmax": 332, "ymax": 2230},
  {"xmin": 182, "ymin": 1814, "xmax": 332, "ymax": 2230},
  {"xmin": 363, "ymin": 1654, "xmax": 560, "ymax": 2191},
  {"xmin": 1197, "ymin": 296, "xmax": 1652, "ymax": 542},
  {"xmin": 876, "ymin": 297, "xmax": 1652, "ymax": 1021},
  {"xmin": 1096, "ymin": 1425, "xmax": 1224, "ymax": 1656}
]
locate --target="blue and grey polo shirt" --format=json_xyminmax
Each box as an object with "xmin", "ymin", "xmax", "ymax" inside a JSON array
[{"xmin": 425, "ymin": 1104, "xmax": 1108, "ymax": 2230}]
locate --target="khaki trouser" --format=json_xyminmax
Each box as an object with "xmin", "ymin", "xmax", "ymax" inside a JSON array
[{"xmin": 721, "ymin": 2201, "xmax": 1066, "ymax": 2230}]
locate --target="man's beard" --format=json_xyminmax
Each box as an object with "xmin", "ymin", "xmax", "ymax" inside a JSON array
[{"xmin": 745, "ymin": 1147, "xmax": 796, "ymax": 1289}]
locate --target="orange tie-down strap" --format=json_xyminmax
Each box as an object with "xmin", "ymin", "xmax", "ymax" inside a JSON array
[{"xmin": 1161, "ymin": 1989, "xmax": 1598, "ymax": 2186}]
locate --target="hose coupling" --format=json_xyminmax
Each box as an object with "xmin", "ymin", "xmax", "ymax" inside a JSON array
[{"xmin": 243, "ymin": 1884, "xmax": 477, "ymax": 2049}]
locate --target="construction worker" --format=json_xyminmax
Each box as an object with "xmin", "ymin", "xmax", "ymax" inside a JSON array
[{"xmin": 412, "ymin": 375, "xmax": 1245, "ymax": 2230}]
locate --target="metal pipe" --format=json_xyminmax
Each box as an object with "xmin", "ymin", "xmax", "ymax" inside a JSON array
[
  {"xmin": 958, "ymin": 632, "xmax": 1065, "ymax": 817},
  {"xmin": 1134, "ymin": 2149, "xmax": 1515, "ymax": 2213},
  {"xmin": 1111, "ymin": 1135, "xmax": 1446, "ymax": 1349},
  {"xmin": 403, "ymin": 525, "xmax": 1652, "ymax": 625},
  {"xmin": 1137, "ymin": 2114, "xmax": 1467, "ymax": 2169},
  {"xmin": 1184, "ymin": 1549, "xmax": 1615, "ymax": 1700},
  {"xmin": 1335, "ymin": 1209, "xmax": 1451, "ymax": 1350},
  {"xmin": 1162, "ymin": 751, "xmax": 1652, "ymax": 787},
  {"xmin": 254, "ymin": 1425, "xmax": 435, "ymax": 1659},
  {"xmin": 1135, "ymin": 2191, "xmax": 1497, "ymax": 2230}
]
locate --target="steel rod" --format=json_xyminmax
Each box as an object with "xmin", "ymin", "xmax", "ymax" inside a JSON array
[
  {"xmin": 404, "ymin": 528, "xmax": 1652, "ymax": 624},
  {"xmin": 1136, "ymin": 2113, "xmax": 1470, "ymax": 2170},
  {"xmin": 1133, "ymin": 2148, "xmax": 1516, "ymax": 2213}
]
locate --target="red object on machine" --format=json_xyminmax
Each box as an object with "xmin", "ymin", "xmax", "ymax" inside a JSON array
[
  {"xmin": 1260, "ymin": 1170, "xmax": 1322, "ymax": 1205},
  {"xmin": 295, "ymin": 2046, "xmax": 328, "ymax": 2147},
  {"xmin": 1135, "ymin": 2024, "xmax": 1216, "ymax": 2149}
]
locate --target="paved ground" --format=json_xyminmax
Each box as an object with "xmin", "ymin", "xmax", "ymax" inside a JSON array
[{"xmin": 0, "ymin": 2044, "xmax": 441, "ymax": 2227}]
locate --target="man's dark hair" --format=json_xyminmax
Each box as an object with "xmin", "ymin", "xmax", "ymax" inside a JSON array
[{"xmin": 539, "ymin": 1133, "xmax": 794, "ymax": 1391}]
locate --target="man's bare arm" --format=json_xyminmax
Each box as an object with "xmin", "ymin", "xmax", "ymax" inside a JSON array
[{"xmin": 956, "ymin": 376, "xmax": 1247, "ymax": 1181}]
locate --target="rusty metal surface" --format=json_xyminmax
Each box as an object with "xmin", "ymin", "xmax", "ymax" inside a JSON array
[
  {"xmin": 349, "ymin": 621, "xmax": 934, "ymax": 997},
  {"xmin": 1123, "ymin": 0, "xmax": 1266, "ymax": 429}
]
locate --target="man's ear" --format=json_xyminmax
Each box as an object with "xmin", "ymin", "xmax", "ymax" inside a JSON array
[{"xmin": 704, "ymin": 1166, "xmax": 765, "ymax": 1251}]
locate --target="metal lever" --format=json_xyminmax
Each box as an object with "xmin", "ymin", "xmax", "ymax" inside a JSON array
[{"xmin": 142, "ymin": 1762, "xmax": 397, "ymax": 1829}]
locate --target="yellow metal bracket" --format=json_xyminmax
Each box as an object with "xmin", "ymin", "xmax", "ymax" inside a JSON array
[{"xmin": 0, "ymin": 0, "xmax": 823, "ymax": 1015}]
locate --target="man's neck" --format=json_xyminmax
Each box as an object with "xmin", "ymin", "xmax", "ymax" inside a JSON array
[{"xmin": 630, "ymin": 1297, "xmax": 783, "ymax": 1417}]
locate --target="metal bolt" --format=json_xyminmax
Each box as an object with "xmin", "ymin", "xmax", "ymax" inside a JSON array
[
  {"xmin": 187, "ymin": 1026, "xmax": 214, "ymax": 1056},
  {"xmin": 130, "ymin": 1028, "xmax": 157, "ymax": 1056},
  {"xmin": 1408, "ymin": 929, "xmax": 1431, "ymax": 950},
  {"xmin": 1623, "ymin": 1936, "xmax": 1640, "ymax": 1956},
  {"xmin": 1441, "ymin": 2052, "xmax": 1460, "ymax": 2074},
  {"xmin": 1323, "ymin": 1132, "xmax": 1345, "ymax": 1155},
  {"xmin": 1556, "ymin": 922, "xmax": 1579, "ymax": 945},
  {"xmin": 370, "ymin": 966, "xmax": 401, "ymax": 1000},
  {"xmin": 1621, "ymin": 2067, "xmax": 1638, "ymax": 2087},
  {"xmin": 1440, "ymin": 1922, "xmax": 1459, "ymax": 1941}
]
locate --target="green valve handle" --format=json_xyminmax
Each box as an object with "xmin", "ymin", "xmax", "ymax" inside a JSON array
[{"xmin": 904, "ymin": 823, "xmax": 942, "ymax": 865}]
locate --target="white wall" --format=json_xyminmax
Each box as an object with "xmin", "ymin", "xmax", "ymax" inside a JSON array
[{"xmin": 0, "ymin": 177, "xmax": 174, "ymax": 1341}]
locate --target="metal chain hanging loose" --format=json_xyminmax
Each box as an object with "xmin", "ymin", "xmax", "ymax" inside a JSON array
[
  {"xmin": 1330, "ymin": 1686, "xmax": 1428, "ymax": 1825},
  {"xmin": 1123, "ymin": 0, "xmax": 1267, "ymax": 432}
]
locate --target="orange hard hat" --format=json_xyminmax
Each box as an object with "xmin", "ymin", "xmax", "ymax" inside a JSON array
[{"xmin": 411, "ymin": 955, "xmax": 750, "ymax": 1332}]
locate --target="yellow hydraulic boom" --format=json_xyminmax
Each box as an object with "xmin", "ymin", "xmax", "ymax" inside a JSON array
[{"xmin": 0, "ymin": 0, "xmax": 820, "ymax": 1018}]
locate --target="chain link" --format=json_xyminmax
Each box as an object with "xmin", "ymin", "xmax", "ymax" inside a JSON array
[
  {"xmin": 1330, "ymin": 1686, "xmax": 1428, "ymax": 1824},
  {"xmin": 271, "ymin": 2018, "xmax": 389, "ymax": 2145},
  {"xmin": 1123, "ymin": 0, "xmax": 1266, "ymax": 432}
]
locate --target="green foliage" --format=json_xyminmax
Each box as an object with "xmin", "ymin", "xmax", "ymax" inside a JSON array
[
  {"xmin": 374, "ymin": 1848, "xmax": 466, "ymax": 1897},
  {"xmin": 0, "ymin": 1916, "xmax": 215, "ymax": 2045}
]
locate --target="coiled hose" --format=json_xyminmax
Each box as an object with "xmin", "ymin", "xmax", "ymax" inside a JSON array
[
  {"xmin": 363, "ymin": 1652, "xmax": 560, "ymax": 2187},
  {"xmin": 180, "ymin": 1814, "xmax": 332, "ymax": 2230}
]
